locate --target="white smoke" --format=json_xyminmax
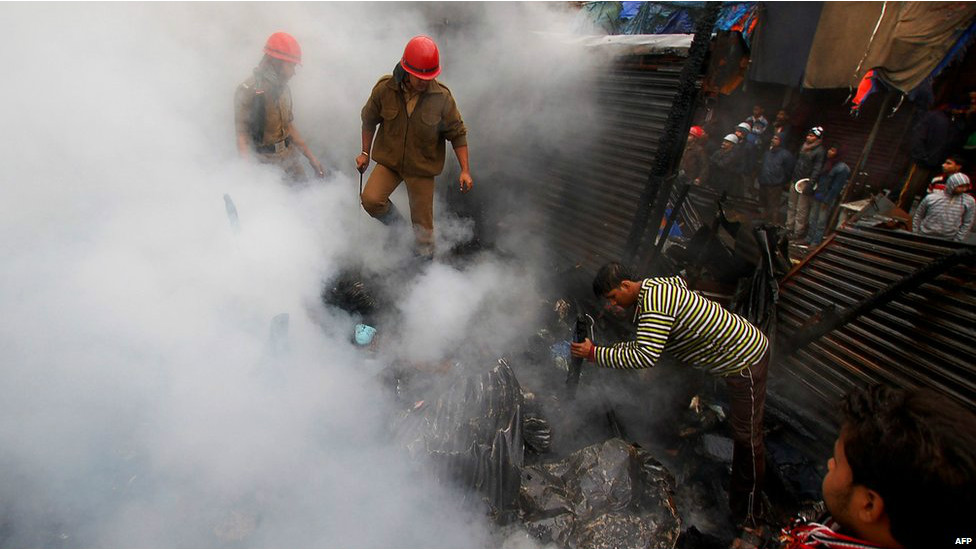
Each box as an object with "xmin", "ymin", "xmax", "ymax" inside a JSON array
[{"xmin": 0, "ymin": 2, "xmax": 599, "ymax": 547}]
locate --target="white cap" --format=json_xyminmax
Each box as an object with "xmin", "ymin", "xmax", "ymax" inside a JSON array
[{"xmin": 723, "ymin": 133, "xmax": 740, "ymax": 144}]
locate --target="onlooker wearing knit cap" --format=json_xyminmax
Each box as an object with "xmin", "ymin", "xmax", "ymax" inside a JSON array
[
  {"xmin": 786, "ymin": 126, "xmax": 826, "ymax": 241},
  {"xmin": 913, "ymin": 173, "xmax": 975, "ymax": 241}
]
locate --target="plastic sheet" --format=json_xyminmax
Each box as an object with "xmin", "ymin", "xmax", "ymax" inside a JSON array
[
  {"xmin": 520, "ymin": 438, "xmax": 681, "ymax": 549},
  {"xmin": 391, "ymin": 360, "xmax": 528, "ymax": 522}
]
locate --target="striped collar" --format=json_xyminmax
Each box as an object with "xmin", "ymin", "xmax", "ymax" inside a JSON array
[
  {"xmin": 635, "ymin": 277, "xmax": 686, "ymax": 322},
  {"xmin": 780, "ymin": 518, "xmax": 892, "ymax": 549}
]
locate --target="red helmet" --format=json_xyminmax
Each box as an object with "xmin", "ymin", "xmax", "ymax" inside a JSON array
[
  {"xmin": 264, "ymin": 32, "xmax": 302, "ymax": 64},
  {"xmin": 689, "ymin": 126, "xmax": 705, "ymax": 139},
  {"xmin": 401, "ymin": 35, "xmax": 441, "ymax": 80}
]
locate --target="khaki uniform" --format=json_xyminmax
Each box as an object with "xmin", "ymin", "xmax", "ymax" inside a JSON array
[
  {"xmin": 235, "ymin": 66, "xmax": 305, "ymax": 182},
  {"xmin": 360, "ymin": 76, "xmax": 468, "ymax": 253}
]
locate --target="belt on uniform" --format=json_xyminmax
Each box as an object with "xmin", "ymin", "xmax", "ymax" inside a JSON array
[{"xmin": 256, "ymin": 137, "xmax": 291, "ymax": 154}]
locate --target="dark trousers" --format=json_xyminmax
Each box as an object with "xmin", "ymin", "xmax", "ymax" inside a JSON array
[
  {"xmin": 724, "ymin": 351, "xmax": 768, "ymax": 525},
  {"xmin": 759, "ymin": 184, "xmax": 785, "ymax": 224}
]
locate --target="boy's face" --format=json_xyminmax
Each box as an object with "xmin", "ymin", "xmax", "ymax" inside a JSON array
[
  {"xmin": 753, "ymin": 105, "xmax": 762, "ymax": 117},
  {"xmin": 943, "ymin": 159, "xmax": 962, "ymax": 174},
  {"xmin": 604, "ymin": 281, "xmax": 639, "ymax": 309},
  {"xmin": 822, "ymin": 432, "xmax": 857, "ymax": 529}
]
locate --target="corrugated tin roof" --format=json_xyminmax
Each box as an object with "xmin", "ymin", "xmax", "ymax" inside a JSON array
[{"xmin": 772, "ymin": 224, "xmax": 976, "ymax": 444}]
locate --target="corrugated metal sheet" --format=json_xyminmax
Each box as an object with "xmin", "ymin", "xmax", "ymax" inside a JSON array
[
  {"xmin": 524, "ymin": 62, "xmax": 685, "ymax": 271},
  {"xmin": 773, "ymin": 225, "xmax": 976, "ymax": 444}
]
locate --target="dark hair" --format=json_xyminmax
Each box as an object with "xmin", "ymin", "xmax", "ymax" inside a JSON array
[
  {"xmin": 840, "ymin": 385, "xmax": 976, "ymax": 549},
  {"xmin": 393, "ymin": 62, "xmax": 407, "ymax": 84},
  {"xmin": 592, "ymin": 262, "xmax": 635, "ymax": 297},
  {"xmin": 946, "ymin": 154, "xmax": 965, "ymax": 166}
]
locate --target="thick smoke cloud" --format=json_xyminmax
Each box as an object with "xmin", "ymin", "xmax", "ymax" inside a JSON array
[{"xmin": 0, "ymin": 2, "xmax": 598, "ymax": 547}]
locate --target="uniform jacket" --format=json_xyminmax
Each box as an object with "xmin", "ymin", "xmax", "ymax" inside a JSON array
[
  {"xmin": 758, "ymin": 146, "xmax": 795, "ymax": 187},
  {"xmin": 361, "ymin": 75, "xmax": 468, "ymax": 177},
  {"xmin": 679, "ymin": 140, "xmax": 709, "ymax": 182},
  {"xmin": 913, "ymin": 176, "xmax": 976, "ymax": 241},
  {"xmin": 234, "ymin": 64, "xmax": 293, "ymax": 148},
  {"xmin": 708, "ymin": 146, "xmax": 740, "ymax": 188}
]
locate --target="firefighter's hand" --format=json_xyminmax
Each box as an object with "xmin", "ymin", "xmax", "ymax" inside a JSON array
[
  {"xmin": 459, "ymin": 171, "xmax": 473, "ymax": 193},
  {"xmin": 570, "ymin": 338, "xmax": 595, "ymax": 361},
  {"xmin": 356, "ymin": 152, "xmax": 370, "ymax": 174}
]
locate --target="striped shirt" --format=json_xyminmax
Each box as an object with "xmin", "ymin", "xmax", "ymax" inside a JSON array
[
  {"xmin": 594, "ymin": 277, "xmax": 768, "ymax": 376},
  {"xmin": 913, "ymin": 189, "xmax": 975, "ymax": 241}
]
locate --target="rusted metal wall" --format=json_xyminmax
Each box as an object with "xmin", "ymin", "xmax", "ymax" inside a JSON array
[
  {"xmin": 773, "ymin": 225, "xmax": 976, "ymax": 441},
  {"xmin": 525, "ymin": 62, "xmax": 685, "ymax": 272},
  {"xmin": 809, "ymin": 90, "xmax": 915, "ymax": 198}
]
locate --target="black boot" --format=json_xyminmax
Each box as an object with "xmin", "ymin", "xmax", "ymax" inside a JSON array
[{"xmin": 376, "ymin": 202, "xmax": 405, "ymax": 226}]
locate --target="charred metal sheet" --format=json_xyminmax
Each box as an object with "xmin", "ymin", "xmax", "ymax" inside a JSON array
[
  {"xmin": 525, "ymin": 63, "xmax": 684, "ymax": 272},
  {"xmin": 773, "ymin": 225, "xmax": 976, "ymax": 448},
  {"xmin": 626, "ymin": 4, "xmax": 721, "ymax": 265}
]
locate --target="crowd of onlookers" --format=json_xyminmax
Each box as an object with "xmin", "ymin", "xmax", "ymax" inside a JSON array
[{"xmin": 679, "ymin": 93, "xmax": 976, "ymax": 246}]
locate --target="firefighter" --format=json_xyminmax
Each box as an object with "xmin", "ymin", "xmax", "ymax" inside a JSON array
[
  {"xmin": 235, "ymin": 32, "xmax": 325, "ymax": 183},
  {"xmin": 356, "ymin": 35, "xmax": 472, "ymax": 259}
]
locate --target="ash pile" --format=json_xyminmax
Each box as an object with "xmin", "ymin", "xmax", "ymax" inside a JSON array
[{"xmin": 323, "ymin": 258, "xmax": 821, "ymax": 549}]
